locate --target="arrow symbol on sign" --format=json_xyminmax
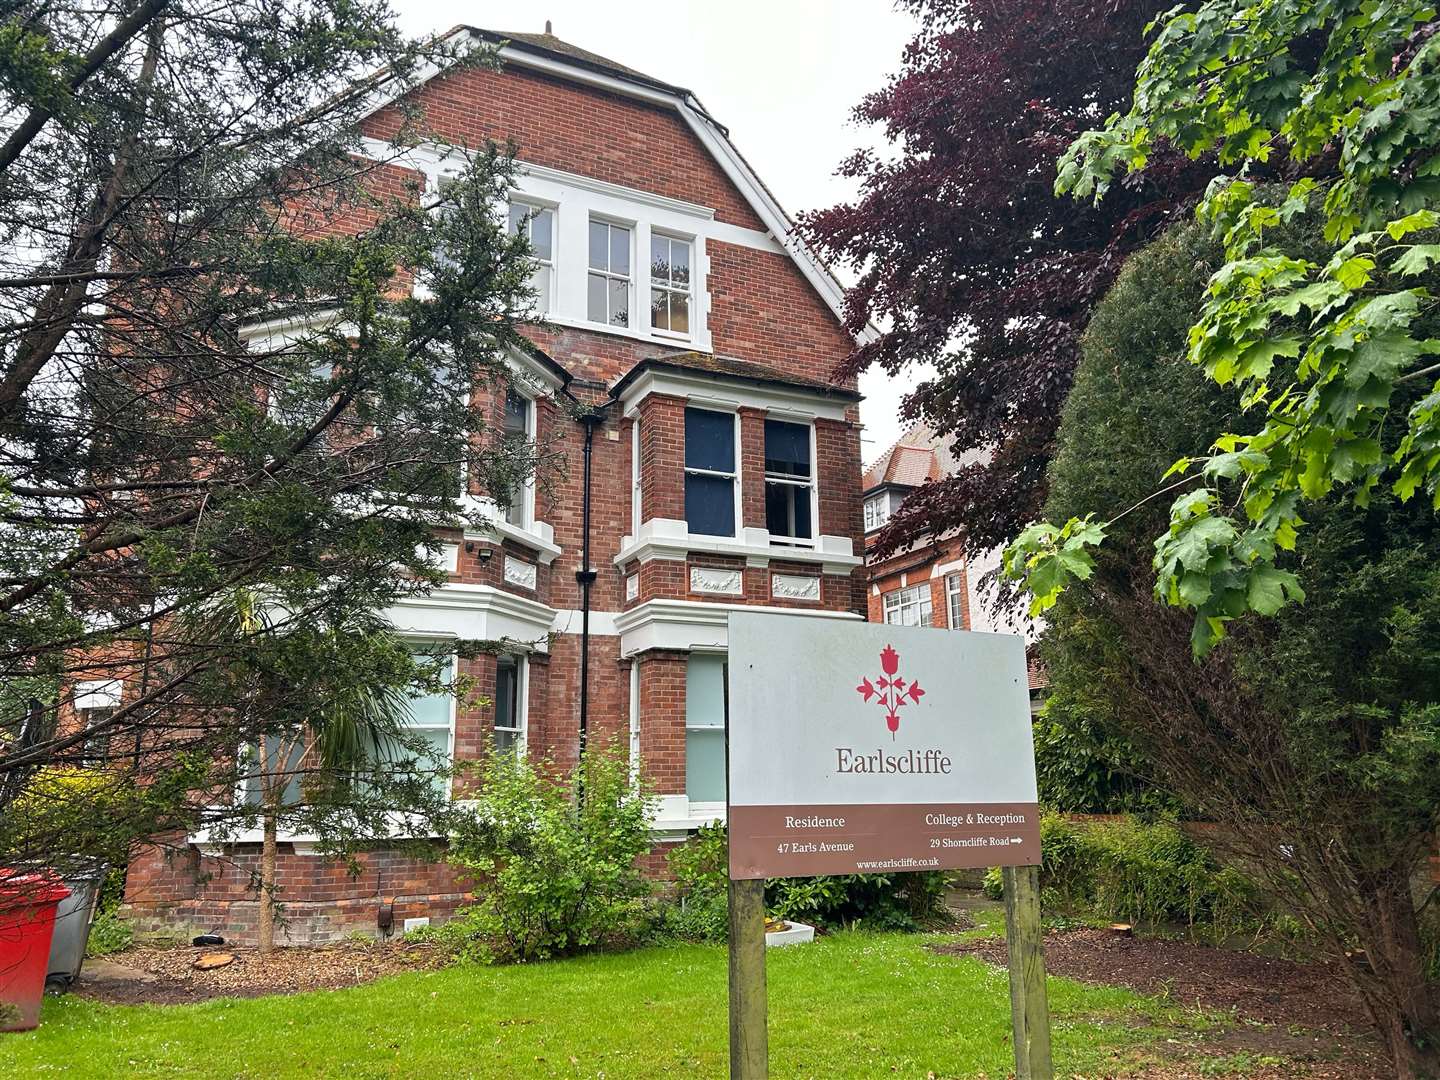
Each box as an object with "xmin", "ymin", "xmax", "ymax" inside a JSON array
[{"xmin": 1009, "ymin": 837, "xmax": 1023, "ymax": 844}]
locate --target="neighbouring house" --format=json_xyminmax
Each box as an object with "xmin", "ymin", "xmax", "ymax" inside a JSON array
[
  {"xmin": 862, "ymin": 425, "xmax": 969, "ymax": 632},
  {"xmin": 861, "ymin": 425, "xmax": 1046, "ymax": 713},
  {"xmin": 113, "ymin": 26, "xmax": 869, "ymax": 944}
]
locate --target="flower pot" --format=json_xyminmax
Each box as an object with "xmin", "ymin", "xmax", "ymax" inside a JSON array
[{"xmin": 764, "ymin": 920, "xmax": 815, "ymax": 947}]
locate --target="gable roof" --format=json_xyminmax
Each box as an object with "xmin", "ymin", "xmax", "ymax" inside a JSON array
[
  {"xmin": 358, "ymin": 25, "xmax": 868, "ymax": 342},
  {"xmin": 474, "ymin": 29, "xmax": 677, "ymax": 93}
]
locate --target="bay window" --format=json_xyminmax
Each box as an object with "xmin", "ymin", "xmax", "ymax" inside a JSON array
[
  {"xmin": 883, "ymin": 583, "xmax": 933, "ymax": 627},
  {"xmin": 685, "ymin": 654, "xmax": 727, "ymax": 804},
  {"xmin": 684, "ymin": 407, "xmax": 736, "ymax": 537},
  {"xmin": 507, "ymin": 201, "xmax": 555, "ymax": 314},
  {"xmin": 763, "ymin": 419, "xmax": 814, "ymax": 544},
  {"xmin": 649, "ymin": 234, "xmax": 691, "ymax": 336},
  {"xmin": 587, "ymin": 219, "xmax": 631, "ymax": 327}
]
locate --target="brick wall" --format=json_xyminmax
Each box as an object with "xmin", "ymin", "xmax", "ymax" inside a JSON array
[
  {"xmin": 636, "ymin": 651, "xmax": 688, "ymax": 796},
  {"xmin": 362, "ymin": 63, "xmax": 766, "ymax": 231},
  {"xmin": 123, "ymin": 840, "xmax": 470, "ymax": 946},
  {"xmin": 117, "ymin": 42, "xmax": 868, "ymax": 943}
]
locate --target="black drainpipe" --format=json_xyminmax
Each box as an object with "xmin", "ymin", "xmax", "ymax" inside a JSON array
[{"xmin": 573, "ymin": 406, "xmax": 609, "ymax": 772}]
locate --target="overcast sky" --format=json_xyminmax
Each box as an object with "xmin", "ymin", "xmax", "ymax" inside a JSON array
[{"xmin": 394, "ymin": 1, "xmax": 922, "ymax": 463}]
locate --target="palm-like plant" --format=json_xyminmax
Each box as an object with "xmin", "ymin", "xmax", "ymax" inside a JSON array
[{"xmin": 178, "ymin": 589, "xmax": 452, "ymax": 952}]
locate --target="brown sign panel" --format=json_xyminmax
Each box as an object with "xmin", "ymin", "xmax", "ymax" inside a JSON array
[
  {"xmin": 728, "ymin": 803, "xmax": 1041, "ymax": 880},
  {"xmin": 727, "ymin": 613, "xmax": 1041, "ymax": 881}
]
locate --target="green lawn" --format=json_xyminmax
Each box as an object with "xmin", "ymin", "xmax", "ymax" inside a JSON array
[{"xmin": 1, "ymin": 932, "xmax": 1186, "ymax": 1078}]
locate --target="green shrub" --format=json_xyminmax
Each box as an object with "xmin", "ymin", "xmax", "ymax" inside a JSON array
[
  {"xmin": 84, "ymin": 864, "xmax": 133, "ymax": 957},
  {"xmin": 985, "ymin": 813, "xmax": 1262, "ymax": 936},
  {"xmin": 86, "ymin": 906, "xmax": 134, "ymax": 957},
  {"xmin": 648, "ymin": 822, "xmax": 731, "ymax": 942},
  {"xmin": 766, "ymin": 872, "xmax": 947, "ymax": 931},
  {"xmin": 647, "ymin": 889, "xmax": 730, "ymax": 943},
  {"xmin": 650, "ymin": 823, "xmax": 949, "ymax": 939},
  {"xmin": 669, "ymin": 821, "xmax": 728, "ymax": 900},
  {"xmin": 438, "ymin": 743, "xmax": 653, "ymax": 963}
]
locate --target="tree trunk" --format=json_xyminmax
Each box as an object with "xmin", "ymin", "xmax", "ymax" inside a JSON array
[
  {"xmin": 1351, "ymin": 869, "xmax": 1440, "ymax": 1079},
  {"xmin": 257, "ymin": 738, "xmax": 277, "ymax": 956}
]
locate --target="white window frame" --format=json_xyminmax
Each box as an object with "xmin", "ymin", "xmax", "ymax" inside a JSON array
[
  {"xmin": 507, "ymin": 198, "xmax": 557, "ymax": 316},
  {"xmin": 648, "ymin": 230, "xmax": 694, "ymax": 340},
  {"xmin": 864, "ymin": 494, "xmax": 889, "ymax": 532},
  {"xmin": 883, "ymin": 583, "xmax": 934, "ymax": 628},
  {"xmin": 763, "ymin": 417, "xmax": 819, "ymax": 549},
  {"xmin": 586, "ymin": 215, "xmax": 634, "ymax": 330},
  {"xmin": 683, "ymin": 405, "xmax": 741, "ymax": 540},
  {"xmin": 494, "ymin": 653, "xmax": 528, "ymax": 756},
  {"xmin": 501, "ymin": 386, "xmax": 536, "ymax": 530},
  {"xmin": 945, "ymin": 572, "xmax": 966, "ymax": 631}
]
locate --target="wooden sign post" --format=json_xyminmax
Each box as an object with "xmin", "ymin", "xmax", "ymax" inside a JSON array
[
  {"xmin": 726, "ymin": 877, "xmax": 768, "ymax": 1079},
  {"xmin": 1003, "ymin": 864, "xmax": 1053, "ymax": 1080},
  {"xmin": 724, "ymin": 612, "xmax": 1052, "ymax": 1079}
]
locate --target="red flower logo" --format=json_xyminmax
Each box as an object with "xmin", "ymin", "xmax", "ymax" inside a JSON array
[{"xmin": 857, "ymin": 644, "xmax": 924, "ymax": 739}]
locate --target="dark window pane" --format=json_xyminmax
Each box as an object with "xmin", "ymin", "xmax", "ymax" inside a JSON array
[
  {"xmin": 495, "ymin": 656, "xmax": 520, "ymax": 735},
  {"xmin": 504, "ymin": 389, "xmax": 529, "ymax": 436},
  {"xmin": 531, "ymin": 209, "xmax": 552, "ymax": 260},
  {"xmin": 671, "ymin": 241, "xmax": 690, "ymax": 285},
  {"xmin": 685, "ymin": 473, "xmax": 734, "ymax": 536},
  {"xmin": 651, "ymin": 235, "xmax": 669, "ymax": 281},
  {"xmin": 589, "ymin": 220, "xmax": 607, "ymax": 270},
  {"xmin": 764, "ymin": 419, "xmax": 810, "ymax": 478},
  {"xmin": 685, "ymin": 408, "xmax": 733, "ymax": 472},
  {"xmin": 608, "ymin": 278, "xmax": 629, "ymax": 326},
  {"xmin": 670, "ymin": 292, "xmax": 689, "ymax": 335},
  {"xmin": 766, "ymin": 480, "xmax": 812, "ymax": 539},
  {"xmin": 610, "ymin": 224, "xmax": 630, "ymax": 274},
  {"xmin": 650, "ymin": 287, "xmax": 667, "ymax": 331},
  {"xmin": 587, "ymin": 272, "xmax": 607, "ymax": 322}
]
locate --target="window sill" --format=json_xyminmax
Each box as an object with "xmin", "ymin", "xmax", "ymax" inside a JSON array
[
  {"xmin": 460, "ymin": 495, "xmax": 562, "ymax": 564},
  {"xmin": 648, "ymin": 794, "xmax": 725, "ymax": 839},
  {"xmin": 188, "ymin": 811, "xmax": 445, "ymax": 854},
  {"xmin": 537, "ymin": 311, "xmax": 712, "ymax": 354},
  {"xmin": 616, "ymin": 518, "xmax": 860, "ymax": 574}
]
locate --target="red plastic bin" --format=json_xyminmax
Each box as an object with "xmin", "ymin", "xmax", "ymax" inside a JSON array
[{"xmin": 0, "ymin": 870, "xmax": 70, "ymax": 1032}]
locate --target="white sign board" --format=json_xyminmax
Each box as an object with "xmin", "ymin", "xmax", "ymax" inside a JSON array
[{"xmin": 727, "ymin": 611, "xmax": 1040, "ymax": 879}]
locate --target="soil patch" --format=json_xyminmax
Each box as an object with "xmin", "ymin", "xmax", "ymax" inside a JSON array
[
  {"xmin": 74, "ymin": 940, "xmax": 444, "ymax": 1005},
  {"xmin": 934, "ymin": 928, "xmax": 1388, "ymax": 1077}
]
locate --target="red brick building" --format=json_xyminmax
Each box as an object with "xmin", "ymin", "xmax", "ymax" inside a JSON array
[
  {"xmin": 119, "ymin": 27, "xmax": 870, "ymax": 944},
  {"xmin": 862, "ymin": 425, "xmax": 972, "ymax": 632}
]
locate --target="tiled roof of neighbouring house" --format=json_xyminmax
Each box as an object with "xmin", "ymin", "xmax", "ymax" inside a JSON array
[
  {"xmin": 611, "ymin": 352, "xmax": 863, "ymax": 402},
  {"xmin": 862, "ymin": 437, "xmax": 942, "ymax": 492}
]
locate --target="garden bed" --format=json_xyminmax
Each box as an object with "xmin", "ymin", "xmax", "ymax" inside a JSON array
[
  {"xmin": 75, "ymin": 940, "xmax": 444, "ymax": 1005},
  {"xmin": 934, "ymin": 927, "xmax": 1390, "ymax": 1077}
]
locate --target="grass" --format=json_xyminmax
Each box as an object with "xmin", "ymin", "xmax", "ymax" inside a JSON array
[{"xmin": 2, "ymin": 931, "xmax": 1191, "ymax": 1079}]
